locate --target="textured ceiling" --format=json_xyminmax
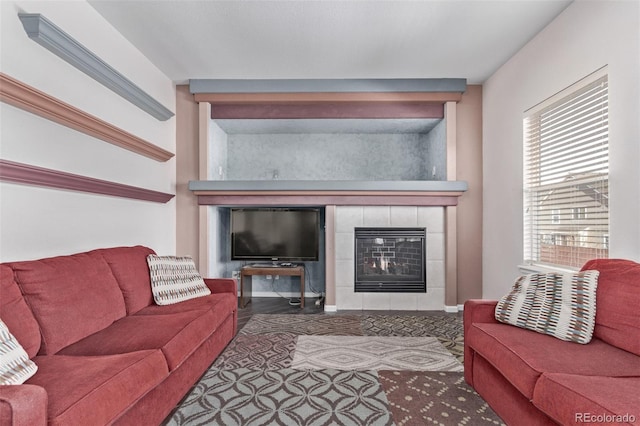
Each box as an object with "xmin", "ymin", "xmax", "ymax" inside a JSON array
[{"xmin": 88, "ymin": 0, "xmax": 573, "ymax": 85}]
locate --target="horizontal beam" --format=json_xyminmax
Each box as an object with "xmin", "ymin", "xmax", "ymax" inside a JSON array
[
  {"xmin": 196, "ymin": 193, "xmax": 461, "ymax": 206},
  {"xmin": 189, "ymin": 181, "xmax": 467, "ymax": 206},
  {"xmin": 0, "ymin": 73, "xmax": 174, "ymax": 162},
  {"xmin": 0, "ymin": 159, "xmax": 174, "ymax": 203},
  {"xmin": 19, "ymin": 13, "xmax": 174, "ymax": 121},
  {"xmin": 210, "ymin": 102, "xmax": 443, "ymax": 119},
  {"xmin": 189, "ymin": 180, "xmax": 468, "ymax": 192},
  {"xmin": 190, "ymin": 78, "xmax": 467, "ymax": 94},
  {"xmin": 194, "ymin": 91, "xmax": 462, "ymax": 104},
  {"xmin": 196, "ymin": 92, "xmax": 459, "ymax": 119}
]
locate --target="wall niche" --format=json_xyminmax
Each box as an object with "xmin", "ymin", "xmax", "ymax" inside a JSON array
[{"xmin": 207, "ymin": 118, "xmax": 447, "ymax": 181}]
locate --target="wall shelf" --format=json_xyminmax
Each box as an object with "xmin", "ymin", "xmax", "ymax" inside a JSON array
[
  {"xmin": 189, "ymin": 180, "xmax": 467, "ymax": 206},
  {"xmin": 18, "ymin": 13, "xmax": 174, "ymax": 121},
  {"xmin": 0, "ymin": 73, "xmax": 174, "ymax": 162},
  {"xmin": 0, "ymin": 159, "xmax": 175, "ymax": 203}
]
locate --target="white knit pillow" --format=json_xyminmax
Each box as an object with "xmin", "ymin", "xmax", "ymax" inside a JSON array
[
  {"xmin": 495, "ymin": 270, "xmax": 599, "ymax": 344},
  {"xmin": 0, "ymin": 319, "xmax": 38, "ymax": 385},
  {"xmin": 147, "ymin": 255, "xmax": 211, "ymax": 305}
]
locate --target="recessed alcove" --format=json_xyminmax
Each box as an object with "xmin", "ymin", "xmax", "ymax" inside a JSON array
[
  {"xmin": 209, "ymin": 206, "xmax": 327, "ymax": 300},
  {"xmin": 208, "ymin": 118, "xmax": 447, "ymax": 182}
]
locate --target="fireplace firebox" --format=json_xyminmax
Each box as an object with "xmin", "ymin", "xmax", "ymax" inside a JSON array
[{"xmin": 354, "ymin": 227, "xmax": 426, "ymax": 293}]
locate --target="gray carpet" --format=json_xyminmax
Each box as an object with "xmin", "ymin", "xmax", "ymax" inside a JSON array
[{"xmin": 166, "ymin": 314, "xmax": 504, "ymax": 426}]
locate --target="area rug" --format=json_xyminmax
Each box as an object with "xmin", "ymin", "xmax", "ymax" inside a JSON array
[
  {"xmin": 211, "ymin": 333, "xmax": 297, "ymax": 370},
  {"xmin": 166, "ymin": 313, "xmax": 504, "ymax": 426},
  {"xmin": 362, "ymin": 314, "xmax": 465, "ymax": 363},
  {"xmin": 379, "ymin": 371, "xmax": 505, "ymax": 426},
  {"xmin": 291, "ymin": 336, "xmax": 463, "ymax": 372},
  {"xmin": 169, "ymin": 368, "xmax": 393, "ymax": 425},
  {"xmin": 239, "ymin": 314, "xmax": 364, "ymax": 336}
]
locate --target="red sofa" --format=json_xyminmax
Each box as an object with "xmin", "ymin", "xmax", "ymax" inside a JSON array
[
  {"xmin": 464, "ymin": 259, "xmax": 640, "ymax": 425},
  {"xmin": 0, "ymin": 246, "xmax": 238, "ymax": 426}
]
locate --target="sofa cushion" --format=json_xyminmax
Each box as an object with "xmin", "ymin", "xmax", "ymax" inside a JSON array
[
  {"xmin": 57, "ymin": 309, "xmax": 219, "ymax": 371},
  {"xmin": 466, "ymin": 322, "xmax": 640, "ymax": 399},
  {"xmin": 135, "ymin": 292, "xmax": 236, "ymax": 318},
  {"xmin": 0, "ymin": 264, "xmax": 41, "ymax": 358},
  {"xmin": 147, "ymin": 255, "xmax": 211, "ymax": 305},
  {"xmin": 26, "ymin": 350, "xmax": 167, "ymax": 426},
  {"xmin": 0, "ymin": 319, "xmax": 38, "ymax": 385},
  {"xmin": 533, "ymin": 374, "xmax": 640, "ymax": 426},
  {"xmin": 95, "ymin": 246, "xmax": 156, "ymax": 315},
  {"xmin": 581, "ymin": 259, "xmax": 640, "ymax": 356},
  {"xmin": 495, "ymin": 270, "xmax": 598, "ymax": 344},
  {"xmin": 8, "ymin": 251, "xmax": 126, "ymax": 355}
]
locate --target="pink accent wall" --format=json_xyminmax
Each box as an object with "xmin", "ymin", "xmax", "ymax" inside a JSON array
[
  {"xmin": 175, "ymin": 85, "xmax": 201, "ymax": 264},
  {"xmin": 211, "ymin": 102, "xmax": 444, "ymax": 119},
  {"xmin": 456, "ymin": 85, "xmax": 483, "ymax": 302}
]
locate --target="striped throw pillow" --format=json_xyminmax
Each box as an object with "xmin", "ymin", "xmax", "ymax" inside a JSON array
[
  {"xmin": 495, "ymin": 270, "xmax": 599, "ymax": 344},
  {"xmin": 147, "ymin": 255, "xmax": 211, "ymax": 305},
  {"xmin": 0, "ymin": 319, "xmax": 38, "ymax": 385}
]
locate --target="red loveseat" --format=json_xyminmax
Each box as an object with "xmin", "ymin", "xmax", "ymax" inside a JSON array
[
  {"xmin": 0, "ymin": 246, "xmax": 238, "ymax": 425},
  {"xmin": 464, "ymin": 259, "xmax": 640, "ymax": 425}
]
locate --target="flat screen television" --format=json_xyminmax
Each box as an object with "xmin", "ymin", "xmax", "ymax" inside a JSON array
[{"xmin": 231, "ymin": 208, "xmax": 320, "ymax": 261}]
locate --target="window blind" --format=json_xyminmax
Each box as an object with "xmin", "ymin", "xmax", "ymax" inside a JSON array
[{"xmin": 523, "ymin": 70, "xmax": 609, "ymax": 269}]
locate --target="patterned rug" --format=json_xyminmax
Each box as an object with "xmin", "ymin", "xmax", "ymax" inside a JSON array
[
  {"xmin": 170, "ymin": 368, "xmax": 393, "ymax": 426},
  {"xmin": 292, "ymin": 336, "xmax": 463, "ymax": 372},
  {"xmin": 167, "ymin": 313, "xmax": 504, "ymax": 426},
  {"xmin": 379, "ymin": 371, "xmax": 505, "ymax": 426},
  {"xmin": 238, "ymin": 314, "xmax": 364, "ymax": 336}
]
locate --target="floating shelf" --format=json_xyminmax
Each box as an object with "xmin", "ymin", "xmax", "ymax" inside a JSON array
[
  {"xmin": 189, "ymin": 180, "xmax": 467, "ymax": 206},
  {"xmin": 0, "ymin": 73, "xmax": 174, "ymax": 162},
  {"xmin": 0, "ymin": 159, "xmax": 175, "ymax": 203},
  {"xmin": 19, "ymin": 13, "xmax": 174, "ymax": 121}
]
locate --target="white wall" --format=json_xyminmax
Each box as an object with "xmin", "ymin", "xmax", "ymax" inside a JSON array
[
  {"xmin": 0, "ymin": 1, "xmax": 176, "ymax": 261},
  {"xmin": 482, "ymin": 1, "xmax": 640, "ymax": 298}
]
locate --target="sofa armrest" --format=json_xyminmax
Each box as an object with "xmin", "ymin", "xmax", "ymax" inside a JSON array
[
  {"xmin": 463, "ymin": 299, "xmax": 499, "ymax": 387},
  {"xmin": 204, "ymin": 278, "xmax": 237, "ymax": 295},
  {"xmin": 0, "ymin": 384, "xmax": 47, "ymax": 426},
  {"xmin": 464, "ymin": 300, "xmax": 499, "ymax": 328}
]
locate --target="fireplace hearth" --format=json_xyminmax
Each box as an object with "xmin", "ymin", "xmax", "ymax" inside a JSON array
[{"xmin": 354, "ymin": 227, "xmax": 426, "ymax": 293}]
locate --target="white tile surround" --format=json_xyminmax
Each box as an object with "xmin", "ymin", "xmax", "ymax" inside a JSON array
[{"xmin": 334, "ymin": 206, "xmax": 445, "ymax": 310}]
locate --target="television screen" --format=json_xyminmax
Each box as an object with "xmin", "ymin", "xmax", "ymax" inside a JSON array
[{"xmin": 231, "ymin": 208, "xmax": 320, "ymax": 261}]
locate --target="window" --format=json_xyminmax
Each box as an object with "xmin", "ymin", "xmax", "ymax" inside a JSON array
[
  {"xmin": 523, "ymin": 68, "xmax": 609, "ymax": 269},
  {"xmin": 572, "ymin": 207, "xmax": 587, "ymax": 220}
]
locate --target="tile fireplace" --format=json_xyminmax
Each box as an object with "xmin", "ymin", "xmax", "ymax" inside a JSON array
[{"xmin": 334, "ymin": 206, "xmax": 445, "ymax": 310}]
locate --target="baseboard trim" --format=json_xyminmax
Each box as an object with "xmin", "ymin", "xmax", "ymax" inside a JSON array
[
  {"xmin": 444, "ymin": 305, "xmax": 459, "ymax": 313},
  {"xmin": 324, "ymin": 305, "xmax": 338, "ymax": 312}
]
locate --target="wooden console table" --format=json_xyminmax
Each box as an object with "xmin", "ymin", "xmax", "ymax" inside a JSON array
[{"xmin": 239, "ymin": 265, "xmax": 305, "ymax": 308}]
